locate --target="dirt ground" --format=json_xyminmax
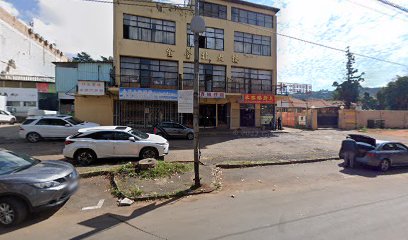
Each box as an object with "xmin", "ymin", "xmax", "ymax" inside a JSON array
[{"xmin": 1, "ymin": 125, "xmax": 407, "ymax": 167}]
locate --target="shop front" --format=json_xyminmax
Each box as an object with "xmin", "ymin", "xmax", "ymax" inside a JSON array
[
  {"xmin": 116, "ymin": 88, "xmax": 179, "ymax": 129},
  {"xmin": 240, "ymin": 94, "xmax": 276, "ymax": 128}
]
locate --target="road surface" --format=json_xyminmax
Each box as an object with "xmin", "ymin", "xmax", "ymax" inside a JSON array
[{"xmin": 2, "ymin": 160, "xmax": 408, "ymax": 239}]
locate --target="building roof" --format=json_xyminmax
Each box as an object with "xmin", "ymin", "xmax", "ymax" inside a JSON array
[
  {"xmin": 223, "ymin": 0, "xmax": 280, "ymax": 13},
  {"xmin": 53, "ymin": 61, "xmax": 113, "ymax": 66},
  {"xmin": 282, "ymin": 97, "xmax": 344, "ymax": 109}
]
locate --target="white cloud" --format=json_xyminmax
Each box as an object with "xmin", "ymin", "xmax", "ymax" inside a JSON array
[
  {"xmin": 0, "ymin": 0, "xmax": 19, "ymax": 16},
  {"xmin": 32, "ymin": 0, "xmax": 113, "ymax": 59}
]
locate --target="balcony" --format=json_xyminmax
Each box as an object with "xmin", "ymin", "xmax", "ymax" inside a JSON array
[
  {"xmin": 0, "ymin": 74, "xmax": 55, "ymax": 83},
  {"xmin": 119, "ymin": 75, "xmax": 179, "ymax": 90}
]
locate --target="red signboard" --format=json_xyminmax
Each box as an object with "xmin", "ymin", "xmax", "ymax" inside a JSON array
[{"xmin": 242, "ymin": 94, "xmax": 275, "ymax": 104}]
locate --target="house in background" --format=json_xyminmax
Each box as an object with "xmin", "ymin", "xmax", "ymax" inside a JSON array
[
  {"xmin": 53, "ymin": 62, "xmax": 113, "ymax": 115},
  {"xmin": 0, "ymin": 7, "xmax": 67, "ymax": 117}
]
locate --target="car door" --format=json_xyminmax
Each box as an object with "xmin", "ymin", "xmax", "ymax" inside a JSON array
[
  {"xmin": 34, "ymin": 118, "xmax": 53, "ymax": 137},
  {"xmin": 394, "ymin": 143, "xmax": 408, "ymax": 166},
  {"xmin": 160, "ymin": 123, "xmax": 176, "ymax": 136},
  {"xmin": 48, "ymin": 118, "xmax": 72, "ymax": 138},
  {"xmin": 172, "ymin": 123, "xmax": 186, "ymax": 137},
  {"xmin": 87, "ymin": 131, "xmax": 115, "ymax": 158},
  {"xmin": 381, "ymin": 143, "xmax": 403, "ymax": 166},
  {"xmin": 113, "ymin": 132, "xmax": 141, "ymax": 157},
  {"xmin": 0, "ymin": 110, "xmax": 8, "ymax": 122}
]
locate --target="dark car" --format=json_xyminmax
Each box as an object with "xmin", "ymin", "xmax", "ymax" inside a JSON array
[
  {"xmin": 0, "ymin": 150, "xmax": 79, "ymax": 226},
  {"xmin": 356, "ymin": 141, "xmax": 408, "ymax": 172},
  {"xmin": 339, "ymin": 134, "xmax": 408, "ymax": 172},
  {"xmin": 153, "ymin": 122, "xmax": 194, "ymax": 140}
]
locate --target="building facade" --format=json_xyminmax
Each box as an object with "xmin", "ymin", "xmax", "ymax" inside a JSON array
[
  {"xmin": 0, "ymin": 7, "xmax": 67, "ymax": 117},
  {"xmin": 77, "ymin": 0, "xmax": 279, "ymax": 129},
  {"xmin": 277, "ymin": 82, "xmax": 312, "ymax": 95},
  {"xmin": 54, "ymin": 62, "xmax": 113, "ymax": 116}
]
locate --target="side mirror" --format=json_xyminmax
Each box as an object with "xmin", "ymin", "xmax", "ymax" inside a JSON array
[
  {"xmin": 65, "ymin": 124, "xmax": 72, "ymax": 127},
  {"xmin": 129, "ymin": 137, "xmax": 136, "ymax": 142}
]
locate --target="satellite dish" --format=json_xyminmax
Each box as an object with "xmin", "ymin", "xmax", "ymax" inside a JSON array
[{"xmin": 190, "ymin": 16, "xmax": 205, "ymax": 33}]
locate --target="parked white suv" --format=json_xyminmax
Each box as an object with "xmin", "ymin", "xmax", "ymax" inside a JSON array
[
  {"xmin": 0, "ymin": 110, "xmax": 16, "ymax": 124},
  {"xmin": 63, "ymin": 126, "xmax": 169, "ymax": 166},
  {"xmin": 19, "ymin": 115, "xmax": 99, "ymax": 143}
]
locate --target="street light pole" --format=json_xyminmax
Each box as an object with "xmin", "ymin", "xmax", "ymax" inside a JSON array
[{"xmin": 192, "ymin": 0, "xmax": 202, "ymax": 187}]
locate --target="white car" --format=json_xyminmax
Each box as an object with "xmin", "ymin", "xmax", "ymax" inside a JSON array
[
  {"xmin": 0, "ymin": 110, "xmax": 16, "ymax": 124},
  {"xmin": 19, "ymin": 115, "xmax": 99, "ymax": 143},
  {"xmin": 63, "ymin": 126, "xmax": 169, "ymax": 166}
]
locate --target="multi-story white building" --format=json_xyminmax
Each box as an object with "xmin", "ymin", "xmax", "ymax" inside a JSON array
[
  {"xmin": 0, "ymin": 7, "xmax": 67, "ymax": 117},
  {"xmin": 277, "ymin": 82, "xmax": 312, "ymax": 95}
]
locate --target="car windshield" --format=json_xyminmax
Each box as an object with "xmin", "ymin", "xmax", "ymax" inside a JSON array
[
  {"xmin": 65, "ymin": 117, "xmax": 84, "ymax": 125},
  {"xmin": 0, "ymin": 151, "xmax": 40, "ymax": 175},
  {"xmin": 130, "ymin": 129, "xmax": 149, "ymax": 139}
]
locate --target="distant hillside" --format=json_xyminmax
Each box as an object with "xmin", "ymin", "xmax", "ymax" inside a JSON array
[{"xmin": 290, "ymin": 87, "xmax": 382, "ymax": 100}]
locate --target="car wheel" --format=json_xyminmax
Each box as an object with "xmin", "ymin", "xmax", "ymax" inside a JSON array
[
  {"xmin": 140, "ymin": 148, "xmax": 159, "ymax": 159},
  {"xmin": 187, "ymin": 133, "xmax": 194, "ymax": 140},
  {"xmin": 76, "ymin": 149, "xmax": 96, "ymax": 166},
  {"xmin": 379, "ymin": 159, "xmax": 390, "ymax": 172},
  {"xmin": 0, "ymin": 197, "xmax": 28, "ymax": 227},
  {"xmin": 26, "ymin": 132, "xmax": 41, "ymax": 143}
]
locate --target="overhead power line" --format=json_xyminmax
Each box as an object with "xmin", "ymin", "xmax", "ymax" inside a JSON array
[
  {"xmin": 377, "ymin": 0, "xmax": 408, "ymax": 14},
  {"xmin": 80, "ymin": 0, "xmax": 408, "ymax": 68},
  {"xmin": 345, "ymin": 0, "xmax": 408, "ymax": 21}
]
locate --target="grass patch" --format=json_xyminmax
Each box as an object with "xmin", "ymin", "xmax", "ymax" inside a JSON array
[
  {"xmin": 139, "ymin": 162, "xmax": 193, "ymax": 179},
  {"xmin": 116, "ymin": 161, "xmax": 193, "ymax": 179},
  {"xmin": 359, "ymin": 127, "xmax": 368, "ymax": 133}
]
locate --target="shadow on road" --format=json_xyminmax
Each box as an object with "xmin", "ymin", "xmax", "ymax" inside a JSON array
[
  {"xmin": 70, "ymin": 196, "xmax": 184, "ymax": 240},
  {"xmin": 0, "ymin": 205, "xmax": 64, "ymax": 235},
  {"xmin": 338, "ymin": 162, "xmax": 408, "ymax": 178}
]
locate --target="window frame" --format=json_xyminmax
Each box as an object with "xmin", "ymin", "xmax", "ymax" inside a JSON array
[
  {"xmin": 234, "ymin": 31, "xmax": 271, "ymax": 56},
  {"xmin": 187, "ymin": 25, "xmax": 224, "ymax": 51},
  {"xmin": 123, "ymin": 14, "xmax": 176, "ymax": 45},
  {"xmin": 231, "ymin": 67, "xmax": 273, "ymax": 94},
  {"xmin": 231, "ymin": 7, "xmax": 273, "ymax": 28},
  {"xmin": 183, "ymin": 63, "xmax": 226, "ymax": 92},
  {"xmin": 120, "ymin": 56, "xmax": 179, "ymax": 88},
  {"xmin": 199, "ymin": 1, "xmax": 227, "ymax": 19}
]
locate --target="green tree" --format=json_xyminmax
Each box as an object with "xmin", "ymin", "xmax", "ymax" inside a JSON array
[
  {"xmin": 361, "ymin": 92, "xmax": 378, "ymax": 110},
  {"xmin": 333, "ymin": 46, "xmax": 365, "ymax": 108},
  {"xmin": 72, "ymin": 52, "xmax": 94, "ymax": 62},
  {"xmin": 100, "ymin": 56, "xmax": 113, "ymax": 61},
  {"xmin": 377, "ymin": 76, "xmax": 408, "ymax": 110}
]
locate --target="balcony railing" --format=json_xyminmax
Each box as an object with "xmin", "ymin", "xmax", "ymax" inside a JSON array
[{"xmin": 0, "ymin": 74, "xmax": 54, "ymax": 83}]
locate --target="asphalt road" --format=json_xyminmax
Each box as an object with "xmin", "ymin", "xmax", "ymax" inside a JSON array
[{"xmin": 3, "ymin": 160, "xmax": 408, "ymax": 240}]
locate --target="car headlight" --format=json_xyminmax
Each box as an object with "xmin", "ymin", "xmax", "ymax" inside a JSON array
[{"xmin": 32, "ymin": 181, "xmax": 62, "ymax": 189}]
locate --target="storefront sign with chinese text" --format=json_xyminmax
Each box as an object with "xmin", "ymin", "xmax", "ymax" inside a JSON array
[
  {"xmin": 241, "ymin": 94, "xmax": 275, "ymax": 104},
  {"xmin": 78, "ymin": 81, "xmax": 105, "ymax": 96},
  {"xmin": 119, "ymin": 88, "xmax": 178, "ymax": 101},
  {"xmin": 200, "ymin": 91, "xmax": 225, "ymax": 99}
]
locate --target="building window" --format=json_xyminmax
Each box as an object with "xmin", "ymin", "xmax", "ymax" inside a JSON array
[
  {"xmin": 187, "ymin": 25, "xmax": 224, "ymax": 50},
  {"xmin": 231, "ymin": 67, "xmax": 272, "ymax": 94},
  {"xmin": 183, "ymin": 63, "xmax": 226, "ymax": 92},
  {"xmin": 120, "ymin": 57, "xmax": 178, "ymax": 88},
  {"xmin": 23, "ymin": 101, "xmax": 37, "ymax": 107},
  {"xmin": 123, "ymin": 14, "xmax": 176, "ymax": 45},
  {"xmin": 6, "ymin": 101, "xmax": 20, "ymax": 107},
  {"xmin": 199, "ymin": 1, "xmax": 227, "ymax": 19},
  {"xmin": 231, "ymin": 8, "xmax": 273, "ymax": 28},
  {"xmin": 234, "ymin": 32, "xmax": 271, "ymax": 56}
]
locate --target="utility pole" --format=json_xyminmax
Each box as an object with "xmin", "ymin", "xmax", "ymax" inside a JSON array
[{"xmin": 191, "ymin": 0, "xmax": 205, "ymax": 187}]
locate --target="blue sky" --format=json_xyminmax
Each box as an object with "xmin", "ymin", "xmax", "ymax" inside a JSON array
[{"xmin": 1, "ymin": 0, "xmax": 407, "ymax": 90}]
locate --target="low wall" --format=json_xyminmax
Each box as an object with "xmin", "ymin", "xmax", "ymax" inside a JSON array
[{"xmin": 339, "ymin": 110, "xmax": 408, "ymax": 129}]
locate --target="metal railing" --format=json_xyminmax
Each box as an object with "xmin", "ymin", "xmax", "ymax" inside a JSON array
[{"xmin": 0, "ymin": 74, "xmax": 55, "ymax": 83}]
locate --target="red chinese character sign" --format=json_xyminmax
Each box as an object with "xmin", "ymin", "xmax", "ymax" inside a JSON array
[{"xmin": 242, "ymin": 94, "xmax": 275, "ymax": 104}]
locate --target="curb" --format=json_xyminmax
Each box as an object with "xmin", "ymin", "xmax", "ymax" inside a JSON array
[
  {"xmin": 79, "ymin": 169, "xmax": 117, "ymax": 178},
  {"xmin": 216, "ymin": 157, "xmax": 340, "ymax": 169}
]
